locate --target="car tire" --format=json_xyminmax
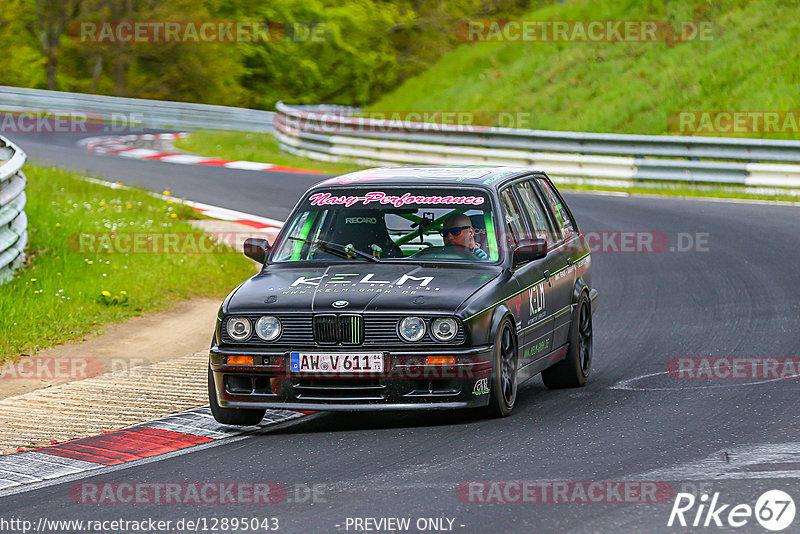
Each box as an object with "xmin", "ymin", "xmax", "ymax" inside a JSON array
[
  {"xmin": 208, "ymin": 365, "xmax": 267, "ymax": 426},
  {"xmin": 481, "ymin": 318, "xmax": 518, "ymax": 418},
  {"xmin": 542, "ymin": 292, "xmax": 592, "ymax": 389}
]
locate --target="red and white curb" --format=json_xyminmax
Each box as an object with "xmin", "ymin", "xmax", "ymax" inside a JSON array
[
  {"xmin": 79, "ymin": 133, "xmax": 322, "ymax": 174},
  {"xmin": 0, "ymin": 407, "xmax": 311, "ymax": 495},
  {"xmin": 188, "ymin": 200, "xmax": 284, "ymax": 230},
  {"xmin": 82, "ymin": 176, "xmax": 285, "ymax": 231},
  {"xmin": 0, "ymin": 176, "xmax": 303, "ymax": 495}
]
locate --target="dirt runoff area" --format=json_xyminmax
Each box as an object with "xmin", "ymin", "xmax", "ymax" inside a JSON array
[
  {"xmin": 0, "ymin": 218, "xmax": 273, "ymax": 401},
  {"xmin": 0, "ymin": 297, "xmax": 220, "ymax": 401}
]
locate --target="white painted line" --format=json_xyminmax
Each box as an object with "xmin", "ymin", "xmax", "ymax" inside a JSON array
[
  {"xmin": 0, "ymin": 478, "xmax": 20, "ymax": 490},
  {"xmin": 182, "ymin": 199, "xmax": 284, "ymax": 228},
  {"xmin": 79, "ymin": 176, "xmax": 285, "ymax": 229},
  {"xmin": 0, "ymin": 412, "xmax": 322, "ymax": 498},
  {"xmin": 4, "ymin": 453, "xmax": 98, "ymax": 480},
  {"xmin": 115, "ymin": 148, "xmax": 162, "ymax": 159},
  {"xmin": 631, "ymin": 442, "xmax": 800, "ymax": 481},
  {"xmin": 0, "ymin": 405, "xmax": 307, "ymax": 493},
  {"xmin": 610, "ymin": 370, "xmax": 799, "ymax": 391},
  {"xmin": 223, "ymin": 160, "xmax": 275, "ymax": 171},
  {"xmin": 157, "ymin": 154, "xmax": 214, "ymax": 164},
  {"xmin": 77, "ymin": 133, "xmax": 317, "ymax": 174},
  {"xmin": 0, "ymin": 468, "xmax": 43, "ymax": 483},
  {"xmin": 142, "ymin": 420, "xmax": 231, "ymax": 439},
  {"xmin": 93, "ymin": 144, "xmax": 130, "ymax": 153}
]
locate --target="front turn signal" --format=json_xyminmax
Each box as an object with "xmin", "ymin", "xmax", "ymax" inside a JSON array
[
  {"xmin": 227, "ymin": 355, "xmax": 255, "ymax": 365},
  {"xmin": 425, "ymin": 355, "xmax": 456, "ymax": 366}
]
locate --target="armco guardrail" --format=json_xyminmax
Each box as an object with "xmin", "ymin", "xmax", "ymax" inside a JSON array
[
  {"xmin": 0, "ymin": 136, "xmax": 27, "ymax": 283},
  {"xmin": 0, "ymin": 85, "xmax": 275, "ymax": 133},
  {"xmin": 3, "ymin": 86, "xmax": 799, "ymax": 187},
  {"xmin": 273, "ymin": 102, "xmax": 800, "ymax": 188}
]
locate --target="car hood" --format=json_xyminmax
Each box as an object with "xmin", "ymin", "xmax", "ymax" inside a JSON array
[{"xmin": 225, "ymin": 263, "xmax": 502, "ymax": 315}]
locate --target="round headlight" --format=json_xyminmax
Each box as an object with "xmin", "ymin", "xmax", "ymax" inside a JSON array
[
  {"xmin": 431, "ymin": 318, "xmax": 458, "ymax": 342},
  {"xmin": 226, "ymin": 317, "xmax": 252, "ymax": 341},
  {"xmin": 399, "ymin": 316, "xmax": 426, "ymax": 342},
  {"xmin": 255, "ymin": 316, "xmax": 282, "ymax": 341}
]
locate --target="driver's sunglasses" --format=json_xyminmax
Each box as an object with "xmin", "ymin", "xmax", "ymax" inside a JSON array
[{"xmin": 440, "ymin": 225, "xmax": 472, "ymax": 237}]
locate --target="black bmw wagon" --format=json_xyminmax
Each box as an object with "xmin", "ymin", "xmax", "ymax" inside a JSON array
[{"xmin": 209, "ymin": 166, "xmax": 598, "ymax": 423}]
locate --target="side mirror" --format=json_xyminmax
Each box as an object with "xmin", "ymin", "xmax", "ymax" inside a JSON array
[
  {"xmin": 243, "ymin": 237, "xmax": 271, "ymax": 264},
  {"xmin": 513, "ymin": 238, "xmax": 547, "ymax": 266}
]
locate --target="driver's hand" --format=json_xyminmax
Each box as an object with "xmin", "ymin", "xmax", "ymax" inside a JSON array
[{"xmin": 471, "ymin": 246, "xmax": 489, "ymax": 260}]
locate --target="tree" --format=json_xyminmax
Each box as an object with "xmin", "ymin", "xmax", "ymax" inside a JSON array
[{"xmin": 33, "ymin": 0, "xmax": 83, "ymax": 89}]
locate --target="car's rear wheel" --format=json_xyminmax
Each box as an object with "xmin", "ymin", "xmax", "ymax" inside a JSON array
[
  {"xmin": 481, "ymin": 318, "xmax": 518, "ymax": 418},
  {"xmin": 542, "ymin": 293, "xmax": 592, "ymax": 389},
  {"xmin": 208, "ymin": 365, "xmax": 266, "ymax": 426}
]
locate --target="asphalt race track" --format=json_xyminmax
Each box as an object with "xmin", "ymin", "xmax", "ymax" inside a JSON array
[{"xmin": 2, "ymin": 130, "xmax": 799, "ymax": 533}]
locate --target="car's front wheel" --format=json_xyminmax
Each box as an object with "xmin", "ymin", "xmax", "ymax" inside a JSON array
[
  {"xmin": 208, "ymin": 365, "xmax": 266, "ymax": 426},
  {"xmin": 481, "ymin": 318, "xmax": 518, "ymax": 418},
  {"xmin": 542, "ymin": 292, "xmax": 592, "ymax": 389}
]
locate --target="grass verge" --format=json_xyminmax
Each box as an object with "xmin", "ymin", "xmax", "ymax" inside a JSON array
[
  {"xmin": 174, "ymin": 130, "xmax": 366, "ymax": 175},
  {"xmin": 369, "ymin": 0, "xmax": 800, "ymax": 140},
  {"xmin": 0, "ymin": 165, "xmax": 255, "ymax": 362}
]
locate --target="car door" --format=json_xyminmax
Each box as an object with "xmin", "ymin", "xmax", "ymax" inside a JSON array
[
  {"xmin": 531, "ymin": 176, "xmax": 581, "ymax": 350},
  {"xmin": 499, "ymin": 186, "xmax": 554, "ymax": 368}
]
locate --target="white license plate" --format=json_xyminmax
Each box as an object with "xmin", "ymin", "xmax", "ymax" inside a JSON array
[{"xmin": 290, "ymin": 352, "xmax": 384, "ymax": 374}]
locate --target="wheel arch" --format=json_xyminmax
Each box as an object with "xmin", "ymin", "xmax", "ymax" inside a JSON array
[
  {"xmin": 487, "ymin": 304, "xmax": 516, "ymax": 344},
  {"xmin": 572, "ymin": 276, "xmax": 591, "ymax": 306}
]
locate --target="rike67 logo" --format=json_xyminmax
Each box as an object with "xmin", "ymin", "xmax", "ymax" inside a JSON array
[{"xmin": 668, "ymin": 490, "xmax": 796, "ymax": 531}]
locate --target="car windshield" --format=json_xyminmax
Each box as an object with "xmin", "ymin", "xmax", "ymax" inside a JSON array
[{"xmin": 270, "ymin": 187, "xmax": 500, "ymax": 263}]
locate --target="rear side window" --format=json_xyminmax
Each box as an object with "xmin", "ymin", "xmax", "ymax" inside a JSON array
[
  {"xmin": 513, "ymin": 181, "xmax": 556, "ymax": 243},
  {"xmin": 500, "ymin": 189, "xmax": 526, "ymax": 247},
  {"xmin": 536, "ymin": 178, "xmax": 576, "ymax": 239}
]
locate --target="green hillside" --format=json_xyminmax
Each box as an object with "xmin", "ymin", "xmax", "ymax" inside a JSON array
[{"xmin": 369, "ymin": 0, "xmax": 800, "ymax": 139}]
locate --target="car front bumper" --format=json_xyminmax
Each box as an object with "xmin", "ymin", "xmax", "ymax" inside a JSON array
[{"xmin": 209, "ymin": 345, "xmax": 493, "ymax": 411}]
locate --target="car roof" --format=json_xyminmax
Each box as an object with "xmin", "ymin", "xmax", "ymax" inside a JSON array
[{"xmin": 313, "ymin": 165, "xmax": 544, "ymax": 190}]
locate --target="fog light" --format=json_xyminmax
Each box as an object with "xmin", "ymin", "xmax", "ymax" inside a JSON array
[
  {"xmin": 227, "ymin": 355, "xmax": 254, "ymax": 365},
  {"xmin": 425, "ymin": 355, "xmax": 455, "ymax": 365}
]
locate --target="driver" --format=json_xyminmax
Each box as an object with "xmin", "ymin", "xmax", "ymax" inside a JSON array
[{"xmin": 441, "ymin": 213, "xmax": 489, "ymax": 260}]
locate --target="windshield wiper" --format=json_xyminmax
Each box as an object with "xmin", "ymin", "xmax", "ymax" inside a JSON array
[{"xmin": 287, "ymin": 237, "xmax": 381, "ymax": 262}]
